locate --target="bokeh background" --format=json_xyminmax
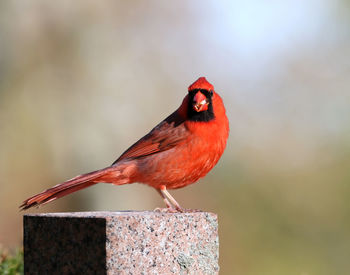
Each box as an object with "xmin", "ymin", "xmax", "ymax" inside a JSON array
[{"xmin": 1, "ymin": 1, "xmax": 350, "ymax": 274}]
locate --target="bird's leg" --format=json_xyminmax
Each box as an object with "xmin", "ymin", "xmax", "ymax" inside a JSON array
[
  {"xmin": 156, "ymin": 189, "xmax": 173, "ymax": 209},
  {"xmin": 159, "ymin": 185, "xmax": 183, "ymax": 212},
  {"xmin": 155, "ymin": 189, "xmax": 178, "ymax": 213}
]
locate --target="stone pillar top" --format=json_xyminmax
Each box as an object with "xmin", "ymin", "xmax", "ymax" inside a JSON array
[{"xmin": 24, "ymin": 211, "xmax": 219, "ymax": 274}]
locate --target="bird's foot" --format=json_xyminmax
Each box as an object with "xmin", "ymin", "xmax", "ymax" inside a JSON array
[
  {"xmin": 154, "ymin": 207, "xmax": 181, "ymax": 213},
  {"xmin": 181, "ymin": 208, "xmax": 202, "ymax": 213}
]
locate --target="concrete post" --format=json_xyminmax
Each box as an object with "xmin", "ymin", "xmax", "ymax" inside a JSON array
[{"xmin": 24, "ymin": 211, "xmax": 219, "ymax": 274}]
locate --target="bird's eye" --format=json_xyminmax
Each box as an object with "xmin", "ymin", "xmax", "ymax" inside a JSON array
[{"xmin": 209, "ymin": 90, "xmax": 213, "ymax": 96}]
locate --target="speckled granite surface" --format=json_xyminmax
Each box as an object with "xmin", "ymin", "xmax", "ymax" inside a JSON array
[{"xmin": 24, "ymin": 211, "xmax": 219, "ymax": 274}]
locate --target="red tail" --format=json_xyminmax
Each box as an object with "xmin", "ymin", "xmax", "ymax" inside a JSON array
[{"xmin": 20, "ymin": 167, "xmax": 113, "ymax": 210}]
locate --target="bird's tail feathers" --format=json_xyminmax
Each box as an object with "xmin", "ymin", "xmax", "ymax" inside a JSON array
[{"xmin": 20, "ymin": 166, "xmax": 116, "ymax": 210}]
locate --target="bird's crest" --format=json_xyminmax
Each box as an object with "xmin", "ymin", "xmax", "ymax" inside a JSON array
[{"xmin": 188, "ymin": 77, "xmax": 214, "ymax": 92}]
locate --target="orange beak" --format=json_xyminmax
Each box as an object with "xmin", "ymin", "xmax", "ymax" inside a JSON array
[{"xmin": 193, "ymin": 91, "xmax": 209, "ymax": 112}]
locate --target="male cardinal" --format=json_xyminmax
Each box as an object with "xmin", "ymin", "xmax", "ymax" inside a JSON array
[{"xmin": 20, "ymin": 77, "xmax": 229, "ymax": 211}]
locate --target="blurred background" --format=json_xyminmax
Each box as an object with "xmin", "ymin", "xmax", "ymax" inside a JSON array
[{"xmin": 1, "ymin": 1, "xmax": 350, "ymax": 274}]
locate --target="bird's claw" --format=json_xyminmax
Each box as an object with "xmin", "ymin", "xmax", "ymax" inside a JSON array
[{"xmin": 154, "ymin": 207, "xmax": 181, "ymax": 213}]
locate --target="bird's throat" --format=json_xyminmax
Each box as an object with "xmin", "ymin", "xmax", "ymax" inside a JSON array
[{"xmin": 187, "ymin": 91, "xmax": 214, "ymax": 122}]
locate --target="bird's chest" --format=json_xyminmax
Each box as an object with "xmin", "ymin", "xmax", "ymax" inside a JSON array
[
  {"xmin": 139, "ymin": 133, "xmax": 222, "ymax": 188},
  {"xmin": 137, "ymin": 119, "xmax": 228, "ymax": 188}
]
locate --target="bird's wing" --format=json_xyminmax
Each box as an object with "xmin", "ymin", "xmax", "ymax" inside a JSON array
[{"xmin": 112, "ymin": 111, "xmax": 188, "ymax": 164}]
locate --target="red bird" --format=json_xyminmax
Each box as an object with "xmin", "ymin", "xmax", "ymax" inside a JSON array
[{"xmin": 20, "ymin": 77, "xmax": 229, "ymax": 211}]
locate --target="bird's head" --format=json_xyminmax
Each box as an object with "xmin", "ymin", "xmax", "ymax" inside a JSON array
[{"xmin": 187, "ymin": 77, "xmax": 215, "ymax": 122}]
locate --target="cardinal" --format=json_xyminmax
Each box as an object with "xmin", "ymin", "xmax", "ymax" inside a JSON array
[{"xmin": 20, "ymin": 77, "xmax": 229, "ymax": 212}]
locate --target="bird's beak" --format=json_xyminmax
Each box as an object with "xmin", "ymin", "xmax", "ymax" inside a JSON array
[{"xmin": 193, "ymin": 91, "xmax": 209, "ymax": 112}]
